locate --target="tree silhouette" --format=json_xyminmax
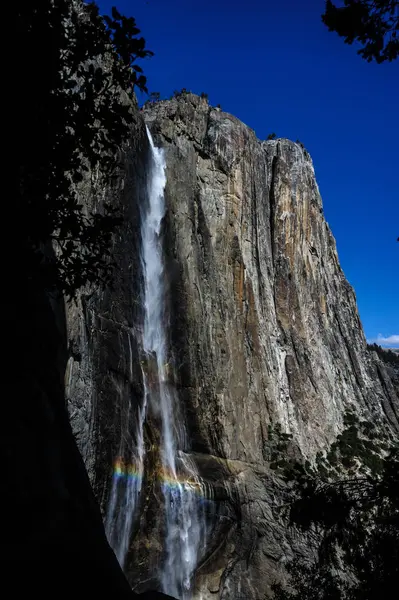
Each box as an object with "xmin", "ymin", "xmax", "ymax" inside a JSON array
[
  {"xmin": 322, "ymin": 0, "xmax": 399, "ymax": 63},
  {"xmin": 273, "ymin": 412, "xmax": 399, "ymax": 599},
  {"xmin": 20, "ymin": 1, "xmax": 152, "ymax": 298}
]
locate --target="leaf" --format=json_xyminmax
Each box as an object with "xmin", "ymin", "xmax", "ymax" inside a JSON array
[{"xmin": 111, "ymin": 6, "xmax": 121, "ymax": 21}]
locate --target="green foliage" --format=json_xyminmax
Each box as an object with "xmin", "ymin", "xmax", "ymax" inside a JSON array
[
  {"xmin": 149, "ymin": 91, "xmax": 161, "ymax": 102},
  {"xmin": 273, "ymin": 411, "xmax": 399, "ymax": 599},
  {"xmin": 264, "ymin": 423, "xmax": 297, "ymax": 474},
  {"xmin": 264, "ymin": 423, "xmax": 321, "ymax": 483},
  {"xmin": 267, "ymin": 133, "xmax": 277, "ymax": 140},
  {"xmin": 172, "ymin": 87, "xmax": 191, "ymax": 99},
  {"xmin": 200, "ymin": 91, "xmax": 209, "ymax": 100},
  {"xmin": 322, "ymin": 0, "xmax": 399, "ymax": 63},
  {"xmin": 273, "ymin": 560, "xmax": 350, "ymax": 600},
  {"xmin": 317, "ymin": 411, "xmax": 389, "ymax": 477},
  {"xmin": 295, "ymin": 139, "xmax": 311, "ymax": 159},
  {"xmin": 20, "ymin": 1, "xmax": 152, "ymax": 298}
]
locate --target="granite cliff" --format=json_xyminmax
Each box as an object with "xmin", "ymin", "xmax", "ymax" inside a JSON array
[
  {"xmin": 9, "ymin": 97, "xmax": 172, "ymax": 596},
  {"xmin": 66, "ymin": 93, "xmax": 399, "ymax": 599}
]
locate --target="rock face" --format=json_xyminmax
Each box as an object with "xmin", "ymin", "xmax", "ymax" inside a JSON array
[
  {"xmin": 144, "ymin": 94, "xmax": 399, "ymax": 452},
  {"xmin": 13, "ymin": 97, "xmax": 173, "ymax": 596},
  {"xmin": 66, "ymin": 106, "xmax": 149, "ymax": 502},
  {"xmin": 367, "ymin": 345, "xmax": 399, "ymax": 411},
  {"xmin": 67, "ymin": 93, "xmax": 399, "ymax": 599}
]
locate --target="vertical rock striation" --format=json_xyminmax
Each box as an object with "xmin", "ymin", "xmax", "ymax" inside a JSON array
[
  {"xmin": 67, "ymin": 93, "xmax": 398, "ymax": 599},
  {"xmin": 66, "ymin": 108, "xmax": 149, "ymax": 505},
  {"xmin": 144, "ymin": 94, "xmax": 398, "ymax": 459}
]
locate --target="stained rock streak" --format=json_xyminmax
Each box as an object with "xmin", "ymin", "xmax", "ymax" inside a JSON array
[{"xmin": 67, "ymin": 94, "xmax": 398, "ymax": 599}]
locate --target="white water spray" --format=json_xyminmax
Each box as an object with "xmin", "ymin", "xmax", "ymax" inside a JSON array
[
  {"xmin": 143, "ymin": 128, "xmax": 205, "ymax": 598},
  {"xmin": 105, "ymin": 372, "xmax": 147, "ymax": 569},
  {"xmin": 106, "ymin": 127, "xmax": 205, "ymax": 596}
]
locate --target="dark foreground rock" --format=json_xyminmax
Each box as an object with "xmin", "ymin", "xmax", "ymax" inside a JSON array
[
  {"xmin": 3, "ymin": 280, "xmax": 176, "ymax": 599},
  {"xmin": 2, "ymin": 286, "xmax": 132, "ymax": 596}
]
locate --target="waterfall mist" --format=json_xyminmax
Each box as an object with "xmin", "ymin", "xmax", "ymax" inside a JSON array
[{"xmin": 105, "ymin": 126, "xmax": 206, "ymax": 598}]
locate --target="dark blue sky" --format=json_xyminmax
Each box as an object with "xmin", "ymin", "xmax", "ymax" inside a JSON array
[{"xmin": 98, "ymin": 0, "xmax": 398, "ymax": 346}]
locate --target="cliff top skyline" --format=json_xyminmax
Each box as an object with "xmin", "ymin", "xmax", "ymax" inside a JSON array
[{"xmin": 97, "ymin": 0, "xmax": 398, "ymax": 347}]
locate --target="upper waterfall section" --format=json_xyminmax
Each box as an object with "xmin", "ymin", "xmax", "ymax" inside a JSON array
[{"xmin": 143, "ymin": 93, "xmax": 399, "ymax": 461}]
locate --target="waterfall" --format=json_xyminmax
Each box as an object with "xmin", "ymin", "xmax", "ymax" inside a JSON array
[
  {"xmin": 105, "ymin": 373, "xmax": 146, "ymax": 569},
  {"xmin": 143, "ymin": 128, "xmax": 204, "ymax": 599},
  {"xmin": 106, "ymin": 126, "xmax": 205, "ymax": 598}
]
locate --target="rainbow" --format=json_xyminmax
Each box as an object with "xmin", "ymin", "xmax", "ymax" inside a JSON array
[
  {"xmin": 113, "ymin": 458, "xmax": 142, "ymax": 483},
  {"xmin": 112, "ymin": 458, "xmax": 206, "ymax": 497}
]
